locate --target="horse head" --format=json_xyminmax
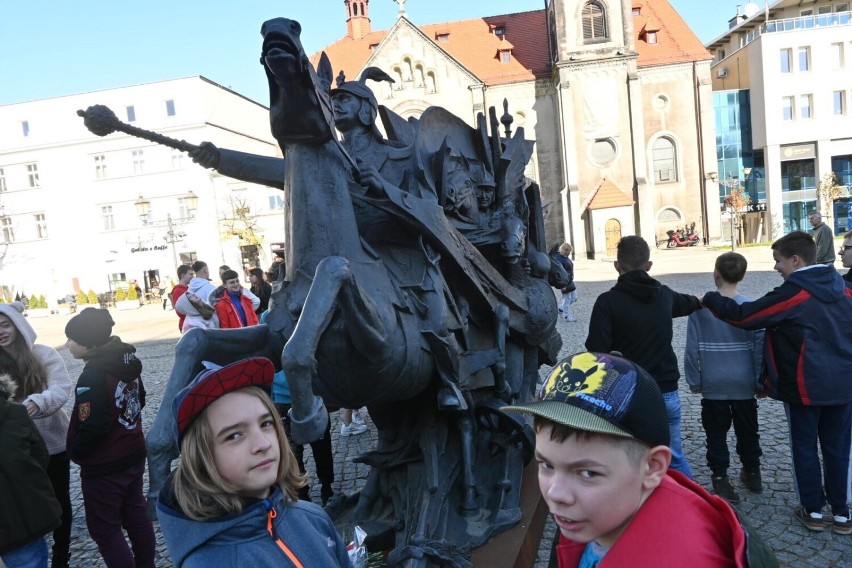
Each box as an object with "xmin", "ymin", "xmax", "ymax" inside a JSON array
[{"xmin": 260, "ymin": 18, "xmax": 335, "ymax": 146}]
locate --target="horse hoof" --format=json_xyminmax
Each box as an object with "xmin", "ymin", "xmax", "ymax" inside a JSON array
[{"xmin": 289, "ymin": 397, "xmax": 329, "ymax": 444}]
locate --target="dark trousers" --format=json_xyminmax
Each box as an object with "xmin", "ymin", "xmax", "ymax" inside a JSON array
[
  {"xmin": 785, "ymin": 401, "xmax": 852, "ymax": 516},
  {"xmin": 47, "ymin": 452, "xmax": 72, "ymax": 568},
  {"xmin": 700, "ymin": 398, "xmax": 762, "ymax": 477},
  {"xmin": 80, "ymin": 460, "xmax": 156, "ymax": 568},
  {"xmin": 276, "ymin": 404, "xmax": 335, "ymax": 496}
]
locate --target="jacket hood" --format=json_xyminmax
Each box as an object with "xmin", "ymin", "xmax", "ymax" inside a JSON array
[
  {"xmin": 157, "ymin": 481, "xmax": 281, "ymax": 565},
  {"xmin": 83, "ymin": 336, "xmax": 142, "ymax": 381},
  {"xmin": 786, "ymin": 264, "xmax": 847, "ymax": 303},
  {"xmin": 0, "ymin": 301, "xmax": 36, "ymax": 349},
  {"xmin": 613, "ymin": 270, "xmax": 661, "ymax": 302}
]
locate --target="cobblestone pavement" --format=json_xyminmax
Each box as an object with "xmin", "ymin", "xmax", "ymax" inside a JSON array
[{"xmin": 27, "ymin": 246, "xmax": 850, "ymax": 566}]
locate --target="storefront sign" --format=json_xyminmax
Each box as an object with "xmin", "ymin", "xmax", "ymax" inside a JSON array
[
  {"xmin": 720, "ymin": 202, "xmax": 766, "ymax": 213},
  {"xmin": 130, "ymin": 245, "xmax": 168, "ymax": 253},
  {"xmin": 781, "ymin": 143, "xmax": 816, "ymax": 161}
]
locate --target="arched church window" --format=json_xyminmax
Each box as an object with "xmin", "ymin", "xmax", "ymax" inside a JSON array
[
  {"xmin": 582, "ymin": 2, "xmax": 608, "ymax": 42},
  {"xmin": 652, "ymin": 137, "xmax": 678, "ymax": 183}
]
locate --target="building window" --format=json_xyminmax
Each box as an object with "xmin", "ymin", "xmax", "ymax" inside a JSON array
[
  {"xmin": 178, "ymin": 195, "xmax": 195, "ymax": 219},
  {"xmin": 646, "ymin": 31, "xmax": 658, "ymax": 44},
  {"xmin": 798, "ymin": 47, "xmax": 810, "ymax": 71},
  {"xmin": 717, "ymin": 49, "xmax": 726, "ymax": 61},
  {"xmin": 268, "ymin": 190, "xmax": 284, "ymax": 211},
  {"xmin": 165, "ymin": 99, "xmax": 176, "ymax": 116},
  {"xmin": 34, "ymin": 213, "xmax": 47, "ymax": 239},
  {"xmin": 652, "ymin": 137, "xmax": 677, "ymax": 183},
  {"xmin": 94, "ymin": 154, "xmax": 107, "ymax": 179},
  {"xmin": 492, "ymin": 26, "xmax": 505, "ymax": 37},
  {"xmin": 782, "ymin": 96, "xmax": 794, "ymax": 120},
  {"xmin": 832, "ymin": 43, "xmax": 845, "ymax": 68},
  {"xmin": 837, "ymin": 3, "xmax": 850, "ymax": 12},
  {"xmin": 436, "ymin": 33, "xmax": 449, "ymax": 43},
  {"xmin": 27, "ymin": 163, "xmax": 39, "ymax": 187},
  {"xmin": 499, "ymin": 51, "xmax": 511, "ymax": 63},
  {"xmin": 1, "ymin": 217, "xmax": 13, "ymax": 243},
  {"xmin": 101, "ymin": 206, "xmax": 115, "ymax": 231},
  {"xmin": 835, "ymin": 91, "xmax": 847, "ymax": 115},
  {"xmin": 172, "ymin": 149, "xmax": 183, "ymax": 169},
  {"xmin": 781, "ymin": 159, "xmax": 816, "ymax": 192},
  {"xmin": 21, "ymin": 121, "xmax": 30, "ymax": 137},
  {"xmin": 582, "ymin": 2, "xmax": 608, "ymax": 41},
  {"xmin": 132, "ymin": 150, "xmax": 144, "ymax": 174},
  {"xmin": 0, "ymin": 168, "xmax": 6, "ymax": 192},
  {"xmin": 799, "ymin": 94, "xmax": 812, "ymax": 119},
  {"xmin": 780, "ymin": 49, "xmax": 792, "ymax": 73},
  {"xmin": 126, "ymin": 106, "xmax": 136, "ymax": 122}
]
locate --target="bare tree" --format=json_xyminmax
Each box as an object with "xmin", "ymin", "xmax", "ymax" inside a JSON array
[{"xmin": 817, "ymin": 171, "xmax": 841, "ymax": 228}]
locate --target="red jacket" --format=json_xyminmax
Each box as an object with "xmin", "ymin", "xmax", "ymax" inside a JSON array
[
  {"xmin": 171, "ymin": 284, "xmax": 188, "ymax": 331},
  {"xmin": 215, "ymin": 292, "xmax": 259, "ymax": 329},
  {"xmin": 556, "ymin": 471, "xmax": 748, "ymax": 568}
]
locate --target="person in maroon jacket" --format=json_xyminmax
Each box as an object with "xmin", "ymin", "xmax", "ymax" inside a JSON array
[
  {"xmin": 65, "ymin": 308, "xmax": 156, "ymax": 568},
  {"xmin": 503, "ymin": 352, "xmax": 775, "ymax": 567}
]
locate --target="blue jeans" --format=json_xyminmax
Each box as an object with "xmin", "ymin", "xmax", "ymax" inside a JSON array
[
  {"xmin": 1, "ymin": 536, "xmax": 48, "ymax": 568},
  {"xmin": 663, "ymin": 390, "xmax": 693, "ymax": 479}
]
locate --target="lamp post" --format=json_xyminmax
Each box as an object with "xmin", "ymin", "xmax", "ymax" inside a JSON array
[{"xmin": 134, "ymin": 190, "xmax": 198, "ymax": 272}]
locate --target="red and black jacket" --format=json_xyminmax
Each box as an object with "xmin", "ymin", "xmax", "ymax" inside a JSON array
[{"xmin": 703, "ymin": 264, "xmax": 852, "ymax": 406}]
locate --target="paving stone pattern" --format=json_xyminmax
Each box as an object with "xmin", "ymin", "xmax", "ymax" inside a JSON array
[{"xmin": 26, "ymin": 246, "xmax": 851, "ymax": 566}]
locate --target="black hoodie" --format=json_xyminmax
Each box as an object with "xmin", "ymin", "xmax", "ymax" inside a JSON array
[
  {"xmin": 66, "ymin": 337, "xmax": 147, "ymax": 478},
  {"xmin": 586, "ymin": 270, "xmax": 702, "ymax": 392}
]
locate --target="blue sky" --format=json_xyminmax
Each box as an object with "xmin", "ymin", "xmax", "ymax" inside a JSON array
[{"xmin": 0, "ymin": 1, "xmax": 733, "ymax": 107}]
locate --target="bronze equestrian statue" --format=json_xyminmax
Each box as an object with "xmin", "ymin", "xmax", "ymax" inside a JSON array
[{"xmin": 77, "ymin": 16, "xmax": 566, "ymax": 567}]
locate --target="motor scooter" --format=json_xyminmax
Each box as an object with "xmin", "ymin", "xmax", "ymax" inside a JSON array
[{"xmin": 666, "ymin": 226, "xmax": 700, "ymax": 247}]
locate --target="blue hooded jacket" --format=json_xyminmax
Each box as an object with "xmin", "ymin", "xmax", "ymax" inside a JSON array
[
  {"xmin": 703, "ymin": 264, "xmax": 852, "ymax": 406},
  {"xmin": 157, "ymin": 480, "xmax": 351, "ymax": 567}
]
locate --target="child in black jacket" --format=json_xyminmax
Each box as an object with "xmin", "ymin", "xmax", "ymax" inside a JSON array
[{"xmin": 65, "ymin": 308, "xmax": 156, "ymax": 568}]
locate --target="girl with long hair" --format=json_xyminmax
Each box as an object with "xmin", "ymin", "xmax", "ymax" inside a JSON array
[
  {"xmin": 0, "ymin": 302, "xmax": 72, "ymax": 568},
  {"xmin": 156, "ymin": 357, "xmax": 351, "ymax": 567}
]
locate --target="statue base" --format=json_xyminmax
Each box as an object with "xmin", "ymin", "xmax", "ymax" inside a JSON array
[{"xmin": 471, "ymin": 461, "xmax": 550, "ymax": 567}]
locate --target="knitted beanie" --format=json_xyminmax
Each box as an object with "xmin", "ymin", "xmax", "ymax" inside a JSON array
[
  {"xmin": 0, "ymin": 301, "xmax": 37, "ymax": 349},
  {"xmin": 64, "ymin": 307, "xmax": 114, "ymax": 348}
]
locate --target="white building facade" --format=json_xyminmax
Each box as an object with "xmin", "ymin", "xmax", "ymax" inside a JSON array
[
  {"xmin": 0, "ymin": 77, "xmax": 284, "ymax": 306},
  {"xmin": 707, "ymin": 0, "xmax": 852, "ymax": 239}
]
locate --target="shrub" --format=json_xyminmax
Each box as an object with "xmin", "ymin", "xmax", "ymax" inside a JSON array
[
  {"xmin": 77, "ymin": 291, "xmax": 88, "ymax": 304},
  {"xmin": 87, "ymin": 290, "xmax": 98, "ymax": 304},
  {"xmin": 33, "ymin": 295, "xmax": 48, "ymax": 309},
  {"xmin": 115, "ymin": 288, "xmax": 127, "ymax": 301}
]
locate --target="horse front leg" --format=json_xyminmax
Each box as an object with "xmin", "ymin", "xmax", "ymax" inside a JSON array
[{"xmin": 283, "ymin": 256, "xmax": 395, "ymax": 443}]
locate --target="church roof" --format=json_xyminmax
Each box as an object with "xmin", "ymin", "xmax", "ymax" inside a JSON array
[
  {"xmin": 312, "ymin": 1, "xmax": 710, "ymax": 84},
  {"xmin": 586, "ymin": 179, "xmax": 635, "ymax": 210},
  {"xmin": 311, "ymin": 10, "xmax": 550, "ymax": 86},
  {"xmin": 632, "ymin": 1, "xmax": 712, "ymax": 67}
]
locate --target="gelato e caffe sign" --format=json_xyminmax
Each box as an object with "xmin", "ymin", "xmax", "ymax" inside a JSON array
[{"xmin": 130, "ymin": 245, "xmax": 168, "ymax": 253}]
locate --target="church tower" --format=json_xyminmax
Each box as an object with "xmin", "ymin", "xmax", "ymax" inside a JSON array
[{"xmin": 345, "ymin": 0, "xmax": 372, "ymax": 40}]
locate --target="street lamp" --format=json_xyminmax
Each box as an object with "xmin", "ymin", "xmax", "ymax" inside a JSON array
[{"xmin": 134, "ymin": 191, "xmax": 198, "ymax": 270}]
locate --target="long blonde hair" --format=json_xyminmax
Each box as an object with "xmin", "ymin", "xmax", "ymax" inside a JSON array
[
  {"xmin": 0, "ymin": 331, "xmax": 47, "ymax": 401},
  {"xmin": 172, "ymin": 387, "xmax": 307, "ymax": 520}
]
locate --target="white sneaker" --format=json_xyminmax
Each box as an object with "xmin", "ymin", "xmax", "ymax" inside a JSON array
[
  {"xmin": 352, "ymin": 409, "xmax": 367, "ymax": 426},
  {"xmin": 341, "ymin": 422, "xmax": 368, "ymax": 436}
]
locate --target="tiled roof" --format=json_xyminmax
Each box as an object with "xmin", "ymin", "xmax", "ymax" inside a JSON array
[
  {"xmin": 633, "ymin": 1, "xmax": 712, "ymax": 67},
  {"xmin": 311, "ymin": 10, "xmax": 551, "ymax": 86},
  {"xmin": 587, "ymin": 179, "xmax": 635, "ymax": 210},
  {"xmin": 312, "ymin": 2, "xmax": 710, "ymax": 84}
]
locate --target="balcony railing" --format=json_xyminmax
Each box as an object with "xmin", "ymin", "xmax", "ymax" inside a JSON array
[{"xmin": 717, "ymin": 11, "xmax": 851, "ymax": 61}]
